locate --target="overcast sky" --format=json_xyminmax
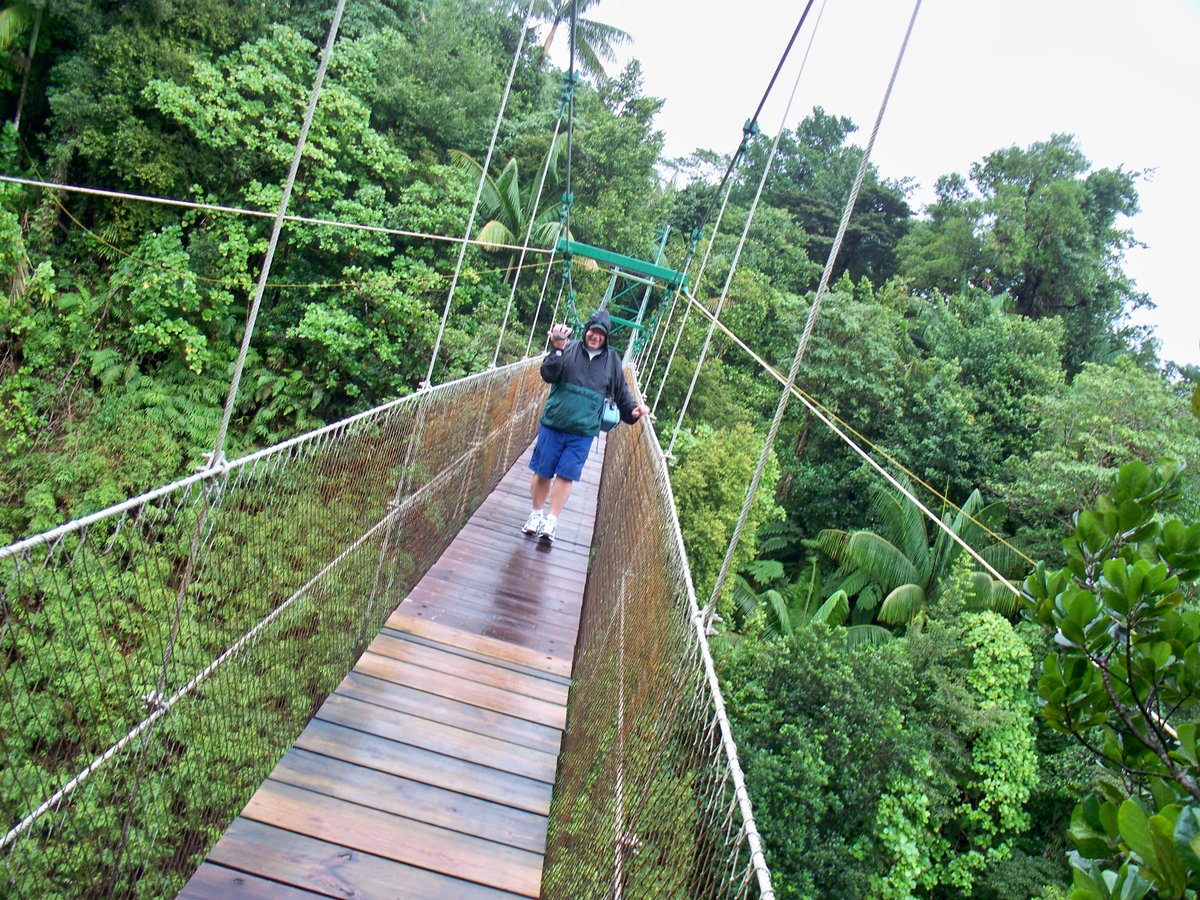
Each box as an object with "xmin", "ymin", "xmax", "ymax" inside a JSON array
[{"xmin": 557, "ymin": 0, "xmax": 1199, "ymax": 368}]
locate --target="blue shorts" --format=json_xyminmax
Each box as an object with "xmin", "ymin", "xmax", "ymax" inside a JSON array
[{"xmin": 529, "ymin": 425, "xmax": 594, "ymax": 482}]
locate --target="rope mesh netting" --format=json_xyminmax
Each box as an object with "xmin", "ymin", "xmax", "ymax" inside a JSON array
[
  {"xmin": 543, "ymin": 368, "xmax": 772, "ymax": 899},
  {"xmin": 0, "ymin": 358, "xmax": 546, "ymax": 898}
]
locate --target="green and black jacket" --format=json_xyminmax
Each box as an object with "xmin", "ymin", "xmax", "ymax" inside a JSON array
[{"xmin": 539, "ymin": 310, "xmax": 639, "ymax": 437}]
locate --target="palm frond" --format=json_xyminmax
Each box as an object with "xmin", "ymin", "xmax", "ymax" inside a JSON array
[
  {"xmin": 845, "ymin": 531, "xmax": 921, "ymax": 591},
  {"xmin": 757, "ymin": 519, "xmax": 803, "ymax": 556},
  {"xmin": 448, "ymin": 149, "xmax": 502, "ymax": 220},
  {"xmin": 765, "ymin": 589, "xmax": 792, "ymax": 638},
  {"xmin": 0, "ymin": 4, "xmax": 32, "ymax": 52},
  {"xmin": 843, "ymin": 624, "xmax": 894, "ymax": 647},
  {"xmin": 493, "ymin": 158, "xmax": 523, "ymax": 233},
  {"xmin": 834, "ymin": 567, "xmax": 870, "ymax": 598},
  {"xmin": 986, "ymin": 579, "xmax": 1022, "ymax": 617},
  {"xmin": 980, "ymin": 541, "xmax": 1029, "ymax": 581},
  {"xmin": 530, "ymin": 215, "xmax": 564, "ymax": 250},
  {"xmin": 877, "ymin": 582, "xmax": 926, "ymax": 626},
  {"xmin": 815, "ymin": 528, "xmax": 849, "ymax": 563},
  {"xmin": 810, "ymin": 590, "xmax": 849, "ymax": 628},
  {"xmin": 857, "ymin": 583, "xmax": 882, "ymax": 612},
  {"xmin": 795, "ymin": 559, "xmax": 823, "ymax": 610},
  {"xmin": 732, "ymin": 574, "xmax": 761, "ymax": 624},
  {"xmin": 475, "ymin": 220, "xmax": 517, "ymax": 250},
  {"xmin": 872, "ymin": 483, "xmax": 927, "ymax": 566}
]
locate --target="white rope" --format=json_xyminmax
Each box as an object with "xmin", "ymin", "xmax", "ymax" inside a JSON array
[
  {"xmin": 423, "ymin": 0, "xmax": 538, "ymax": 388},
  {"xmin": 492, "ymin": 118, "xmax": 565, "ymax": 367},
  {"xmin": 703, "ymin": 0, "xmax": 924, "ymax": 622},
  {"xmin": 0, "ymin": 175, "xmax": 555, "ymax": 258},
  {"xmin": 665, "ymin": 1, "xmax": 826, "ymax": 458},
  {"xmin": 210, "ymin": 0, "xmax": 347, "ymax": 465}
]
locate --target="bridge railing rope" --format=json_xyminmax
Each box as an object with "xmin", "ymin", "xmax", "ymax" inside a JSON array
[
  {"xmin": 0, "ymin": 358, "xmax": 546, "ymax": 898},
  {"xmin": 543, "ymin": 366, "xmax": 774, "ymax": 899}
]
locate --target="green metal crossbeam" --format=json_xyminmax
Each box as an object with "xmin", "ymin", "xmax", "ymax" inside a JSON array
[{"xmin": 556, "ymin": 238, "xmax": 687, "ymax": 290}]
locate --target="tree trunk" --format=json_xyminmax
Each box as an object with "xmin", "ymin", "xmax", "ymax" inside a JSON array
[{"xmin": 13, "ymin": 4, "xmax": 42, "ymax": 129}]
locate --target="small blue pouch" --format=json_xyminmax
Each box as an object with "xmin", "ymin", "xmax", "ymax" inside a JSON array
[{"xmin": 600, "ymin": 400, "xmax": 620, "ymax": 432}]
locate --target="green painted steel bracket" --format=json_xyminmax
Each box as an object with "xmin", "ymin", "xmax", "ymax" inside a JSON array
[{"xmin": 556, "ymin": 238, "xmax": 687, "ymax": 290}]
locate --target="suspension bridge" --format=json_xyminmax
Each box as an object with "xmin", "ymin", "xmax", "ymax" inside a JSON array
[{"xmin": 0, "ymin": 0, "xmax": 981, "ymax": 896}]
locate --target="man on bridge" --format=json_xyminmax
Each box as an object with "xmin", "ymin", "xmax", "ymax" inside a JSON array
[{"xmin": 523, "ymin": 308, "xmax": 648, "ymax": 544}]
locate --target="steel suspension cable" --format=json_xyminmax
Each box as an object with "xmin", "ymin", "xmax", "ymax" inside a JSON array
[
  {"xmin": 423, "ymin": 0, "xmax": 538, "ymax": 388},
  {"xmin": 641, "ymin": 0, "xmax": 817, "ymax": 411},
  {"xmin": 690, "ymin": 0, "xmax": 817, "ymax": 243},
  {"xmin": 210, "ymin": 0, "xmax": 347, "ymax": 466},
  {"xmin": 638, "ymin": 0, "xmax": 816, "ymax": 398},
  {"xmin": 666, "ymin": 0, "xmax": 828, "ymax": 458},
  {"xmin": 702, "ymin": 0, "xmax": 929, "ymax": 622}
]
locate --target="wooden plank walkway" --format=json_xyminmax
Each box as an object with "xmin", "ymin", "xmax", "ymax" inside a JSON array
[{"xmin": 179, "ymin": 437, "xmax": 606, "ymax": 899}]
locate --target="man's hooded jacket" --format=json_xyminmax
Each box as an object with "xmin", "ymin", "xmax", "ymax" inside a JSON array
[{"xmin": 539, "ymin": 309, "xmax": 639, "ymax": 436}]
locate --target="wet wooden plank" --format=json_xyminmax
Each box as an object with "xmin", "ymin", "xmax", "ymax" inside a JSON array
[
  {"xmin": 398, "ymin": 583, "xmax": 583, "ymax": 642},
  {"xmin": 180, "ymin": 864, "xmax": 326, "ymax": 899},
  {"xmin": 366, "ymin": 633, "xmax": 570, "ymax": 705},
  {"xmin": 383, "ymin": 630, "xmax": 572, "ymax": 687},
  {"xmin": 240, "ymin": 780, "xmax": 544, "ymax": 897},
  {"xmin": 200, "ymin": 814, "xmax": 522, "ymax": 899},
  {"xmin": 271, "ymin": 749, "xmax": 549, "ymax": 853},
  {"xmin": 392, "ymin": 599, "xmax": 578, "ymax": 663},
  {"xmin": 386, "ymin": 611, "xmax": 573, "ymax": 678},
  {"xmin": 295, "ymin": 717, "xmax": 554, "ymax": 816},
  {"xmin": 353, "ymin": 651, "xmax": 567, "ymax": 730},
  {"xmin": 314, "ymin": 693, "xmax": 559, "ymax": 783},
  {"xmin": 335, "ymin": 671, "xmax": 563, "ymax": 755}
]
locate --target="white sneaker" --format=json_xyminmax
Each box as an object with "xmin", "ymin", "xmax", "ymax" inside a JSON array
[
  {"xmin": 537, "ymin": 515, "xmax": 557, "ymax": 544},
  {"xmin": 522, "ymin": 510, "xmax": 544, "ymax": 535}
]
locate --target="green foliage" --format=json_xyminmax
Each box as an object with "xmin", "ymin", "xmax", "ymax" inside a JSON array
[
  {"xmin": 897, "ymin": 134, "xmax": 1150, "ymax": 373},
  {"xmin": 670, "ymin": 422, "xmax": 781, "ymax": 616},
  {"xmin": 359, "ymin": 0, "xmax": 508, "ymax": 160},
  {"xmin": 525, "ymin": 0, "xmax": 632, "ymax": 80},
  {"xmin": 732, "ymin": 556, "xmax": 890, "ymax": 646},
  {"xmin": 0, "ymin": 1, "xmax": 1183, "ymax": 894},
  {"xmin": 995, "ymin": 358, "xmax": 1200, "ymax": 566},
  {"xmin": 719, "ymin": 630, "xmax": 929, "ymax": 897},
  {"xmin": 449, "ymin": 135, "xmax": 566, "ymax": 275},
  {"xmin": 1025, "ymin": 458, "xmax": 1200, "ymax": 896},
  {"xmin": 740, "ymin": 107, "xmax": 912, "ymax": 286},
  {"xmin": 720, "ymin": 590, "xmax": 1046, "ymax": 897}
]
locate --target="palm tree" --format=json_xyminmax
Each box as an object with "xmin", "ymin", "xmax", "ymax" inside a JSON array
[
  {"xmin": 520, "ymin": 0, "xmax": 631, "ymax": 80},
  {"xmin": 450, "ymin": 137, "xmax": 590, "ymax": 281},
  {"xmin": 733, "ymin": 558, "xmax": 891, "ymax": 645},
  {"xmin": 816, "ymin": 482, "xmax": 1024, "ymax": 628}
]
